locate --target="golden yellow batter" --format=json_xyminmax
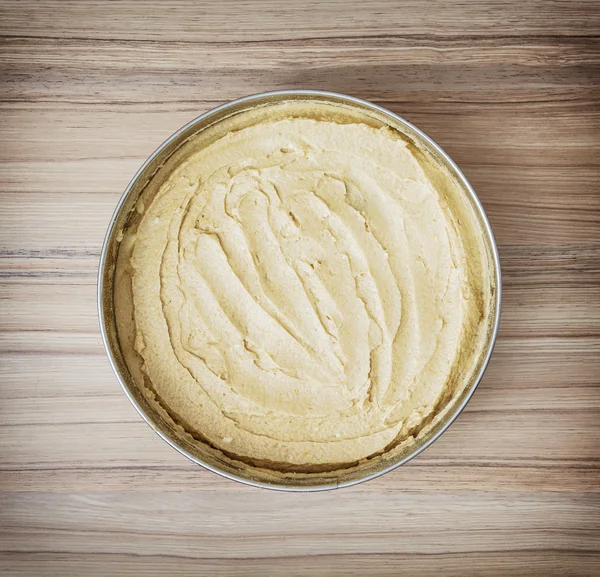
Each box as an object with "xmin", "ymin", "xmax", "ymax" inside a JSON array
[{"xmin": 114, "ymin": 111, "xmax": 489, "ymax": 470}]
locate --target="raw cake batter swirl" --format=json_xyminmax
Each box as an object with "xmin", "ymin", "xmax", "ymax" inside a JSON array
[{"xmin": 115, "ymin": 117, "xmax": 486, "ymax": 469}]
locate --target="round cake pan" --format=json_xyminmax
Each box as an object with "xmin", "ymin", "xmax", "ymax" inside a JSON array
[{"xmin": 98, "ymin": 90, "xmax": 501, "ymax": 491}]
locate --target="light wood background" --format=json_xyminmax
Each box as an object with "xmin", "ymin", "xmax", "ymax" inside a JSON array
[{"xmin": 1, "ymin": 1, "xmax": 599, "ymax": 575}]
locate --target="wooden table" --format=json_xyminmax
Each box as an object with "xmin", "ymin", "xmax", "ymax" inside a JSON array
[{"xmin": 1, "ymin": 1, "xmax": 599, "ymax": 575}]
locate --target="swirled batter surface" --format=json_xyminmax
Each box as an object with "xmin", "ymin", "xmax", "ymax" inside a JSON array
[{"xmin": 115, "ymin": 116, "xmax": 486, "ymax": 468}]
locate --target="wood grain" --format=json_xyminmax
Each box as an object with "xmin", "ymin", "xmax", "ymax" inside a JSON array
[{"xmin": 1, "ymin": 1, "xmax": 599, "ymax": 575}]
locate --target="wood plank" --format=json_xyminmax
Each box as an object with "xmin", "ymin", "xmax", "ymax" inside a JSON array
[
  {"xmin": 1, "ymin": 406, "xmax": 598, "ymax": 471},
  {"xmin": 2, "ymin": 0, "xmax": 600, "ymax": 41},
  {"xmin": 2, "ymin": 362, "xmax": 599, "ymax": 429},
  {"xmin": 3, "ymin": 103, "xmax": 600, "ymax": 167},
  {"xmin": 2, "ymin": 47, "xmax": 599, "ymax": 105},
  {"xmin": 4, "ymin": 36, "xmax": 599, "ymax": 71},
  {"xmin": 1, "ymin": 183, "xmax": 599, "ymax": 249},
  {"xmin": 3, "ymin": 462, "xmax": 600, "ymax": 495},
  {"xmin": 2, "ymin": 275, "xmax": 599, "ymax": 338},
  {"xmin": 1, "ymin": 551, "xmax": 599, "ymax": 577},
  {"xmin": 0, "ymin": 336, "xmax": 597, "ymax": 398},
  {"xmin": 0, "ymin": 332, "xmax": 103, "ymax": 355},
  {"xmin": 0, "ymin": 492, "xmax": 597, "ymax": 559}
]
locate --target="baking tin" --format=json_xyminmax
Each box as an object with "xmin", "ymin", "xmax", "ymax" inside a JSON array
[{"xmin": 98, "ymin": 90, "xmax": 501, "ymax": 491}]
